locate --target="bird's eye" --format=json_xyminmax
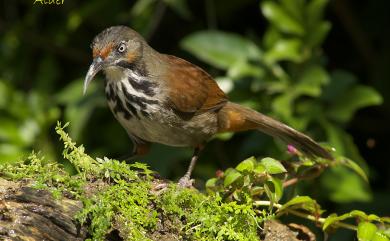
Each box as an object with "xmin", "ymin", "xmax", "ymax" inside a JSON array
[{"xmin": 117, "ymin": 43, "xmax": 126, "ymax": 53}]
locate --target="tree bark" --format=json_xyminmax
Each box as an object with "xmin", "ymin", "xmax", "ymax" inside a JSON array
[{"xmin": 0, "ymin": 178, "xmax": 86, "ymax": 241}]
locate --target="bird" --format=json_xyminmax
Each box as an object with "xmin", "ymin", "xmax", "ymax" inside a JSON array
[{"xmin": 84, "ymin": 26, "xmax": 332, "ymax": 187}]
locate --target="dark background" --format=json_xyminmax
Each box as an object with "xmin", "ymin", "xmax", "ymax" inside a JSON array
[{"xmin": 1, "ymin": 0, "xmax": 389, "ymax": 240}]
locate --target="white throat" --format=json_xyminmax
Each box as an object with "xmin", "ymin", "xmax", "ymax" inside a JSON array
[
  {"xmin": 104, "ymin": 66, "xmax": 127, "ymax": 82},
  {"xmin": 104, "ymin": 66, "xmax": 146, "ymax": 84}
]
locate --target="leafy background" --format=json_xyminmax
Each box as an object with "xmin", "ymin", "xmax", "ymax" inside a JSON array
[{"xmin": 0, "ymin": 0, "xmax": 389, "ymax": 240}]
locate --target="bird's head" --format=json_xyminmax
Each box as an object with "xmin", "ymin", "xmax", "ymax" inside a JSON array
[{"xmin": 84, "ymin": 26, "xmax": 146, "ymax": 94}]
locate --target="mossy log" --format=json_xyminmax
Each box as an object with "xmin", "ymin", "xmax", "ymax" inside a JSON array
[
  {"xmin": 0, "ymin": 177, "xmax": 314, "ymax": 241},
  {"xmin": 0, "ymin": 178, "xmax": 86, "ymax": 240}
]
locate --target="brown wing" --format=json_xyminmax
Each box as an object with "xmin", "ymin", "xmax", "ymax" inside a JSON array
[{"xmin": 162, "ymin": 55, "xmax": 228, "ymax": 116}]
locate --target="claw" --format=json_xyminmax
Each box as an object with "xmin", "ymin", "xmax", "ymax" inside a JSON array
[{"xmin": 178, "ymin": 176, "xmax": 194, "ymax": 188}]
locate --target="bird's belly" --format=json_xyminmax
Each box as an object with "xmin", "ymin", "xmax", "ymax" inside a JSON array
[
  {"xmin": 112, "ymin": 104, "xmax": 217, "ymax": 147},
  {"xmin": 105, "ymin": 79, "xmax": 217, "ymax": 147}
]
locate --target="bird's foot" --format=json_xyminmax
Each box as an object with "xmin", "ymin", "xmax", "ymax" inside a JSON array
[{"xmin": 178, "ymin": 175, "xmax": 194, "ymax": 188}]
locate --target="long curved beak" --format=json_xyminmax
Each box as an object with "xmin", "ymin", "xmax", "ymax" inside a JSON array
[{"xmin": 83, "ymin": 56, "xmax": 104, "ymax": 95}]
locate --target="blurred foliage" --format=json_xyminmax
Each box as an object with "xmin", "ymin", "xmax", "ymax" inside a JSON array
[
  {"xmin": 0, "ymin": 0, "xmax": 389, "ymax": 239},
  {"xmin": 0, "ymin": 81, "xmax": 60, "ymax": 161},
  {"xmin": 181, "ymin": 0, "xmax": 381, "ymax": 204}
]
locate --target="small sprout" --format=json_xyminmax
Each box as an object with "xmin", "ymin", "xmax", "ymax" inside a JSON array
[
  {"xmin": 287, "ymin": 144, "xmax": 299, "ymax": 156},
  {"xmin": 216, "ymin": 169, "xmax": 224, "ymax": 178}
]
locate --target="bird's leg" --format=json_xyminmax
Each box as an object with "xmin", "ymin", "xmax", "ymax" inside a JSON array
[
  {"xmin": 119, "ymin": 141, "xmax": 150, "ymax": 162},
  {"xmin": 178, "ymin": 146, "xmax": 203, "ymax": 188},
  {"xmin": 133, "ymin": 141, "xmax": 150, "ymax": 156}
]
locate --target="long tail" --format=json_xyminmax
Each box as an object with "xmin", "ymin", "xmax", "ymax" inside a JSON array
[{"xmin": 217, "ymin": 102, "xmax": 332, "ymax": 159}]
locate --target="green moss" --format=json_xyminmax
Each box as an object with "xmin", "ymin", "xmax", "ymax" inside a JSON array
[
  {"xmin": 0, "ymin": 122, "xmax": 269, "ymax": 240},
  {"xmin": 77, "ymin": 179, "xmax": 157, "ymax": 241},
  {"xmin": 159, "ymin": 185, "xmax": 265, "ymax": 240},
  {"xmin": 0, "ymin": 152, "xmax": 85, "ymax": 199},
  {"xmin": 57, "ymin": 122, "xmax": 159, "ymax": 241}
]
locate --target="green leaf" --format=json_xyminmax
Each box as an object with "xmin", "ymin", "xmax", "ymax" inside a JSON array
[
  {"xmin": 272, "ymin": 92, "xmax": 295, "ymax": 120},
  {"xmin": 339, "ymin": 158, "xmax": 368, "ymax": 182},
  {"xmin": 264, "ymin": 39, "xmax": 302, "ymax": 63},
  {"xmin": 236, "ymin": 156, "xmax": 257, "ymax": 172},
  {"xmin": 268, "ymin": 177, "xmax": 283, "ymax": 202},
  {"xmin": 321, "ymin": 121, "xmax": 369, "ymax": 174},
  {"xmin": 349, "ymin": 210, "xmax": 370, "ymax": 220},
  {"xmin": 381, "ymin": 218, "xmax": 390, "ymax": 224},
  {"xmin": 295, "ymin": 65, "xmax": 329, "ymax": 97},
  {"xmin": 321, "ymin": 121, "xmax": 346, "ymax": 155},
  {"xmin": 341, "ymin": 131, "xmax": 369, "ymax": 172},
  {"xmin": 280, "ymin": 0, "xmax": 304, "ymax": 21},
  {"xmin": 306, "ymin": 0, "xmax": 328, "ymax": 24},
  {"xmin": 323, "ymin": 211, "xmax": 372, "ymax": 231},
  {"xmin": 254, "ymin": 163, "xmax": 266, "ymax": 174},
  {"xmin": 260, "ymin": 157, "xmax": 287, "ymax": 174},
  {"xmin": 358, "ymin": 222, "xmax": 377, "ymax": 241},
  {"xmin": 322, "ymin": 70, "xmax": 357, "ymax": 102},
  {"xmin": 223, "ymin": 168, "xmax": 242, "ymax": 187},
  {"xmin": 205, "ymin": 178, "xmax": 218, "ymax": 189},
  {"xmin": 264, "ymin": 183, "xmax": 275, "ymax": 204},
  {"xmin": 372, "ymin": 232, "xmax": 390, "ymax": 241},
  {"xmin": 250, "ymin": 186, "xmax": 264, "ymax": 196},
  {"xmin": 327, "ymin": 85, "xmax": 383, "ymax": 123},
  {"xmin": 261, "ymin": 1, "xmax": 305, "ymax": 35},
  {"xmin": 367, "ymin": 214, "xmax": 382, "ymax": 222},
  {"xmin": 279, "ymin": 196, "xmax": 320, "ymax": 213},
  {"xmin": 321, "ymin": 166, "xmax": 372, "ymax": 203},
  {"xmin": 181, "ymin": 31, "xmax": 262, "ymax": 70},
  {"xmin": 227, "ymin": 60, "xmax": 265, "ymax": 79},
  {"xmin": 263, "ymin": 27, "xmax": 281, "ymax": 49},
  {"xmin": 323, "ymin": 214, "xmax": 340, "ymax": 230},
  {"xmin": 306, "ymin": 21, "xmax": 331, "ymax": 48}
]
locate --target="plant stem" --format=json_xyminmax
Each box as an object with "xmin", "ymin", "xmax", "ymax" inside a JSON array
[
  {"xmin": 253, "ymin": 201, "xmax": 357, "ymax": 231},
  {"xmin": 283, "ymin": 177, "xmax": 298, "ymax": 187}
]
